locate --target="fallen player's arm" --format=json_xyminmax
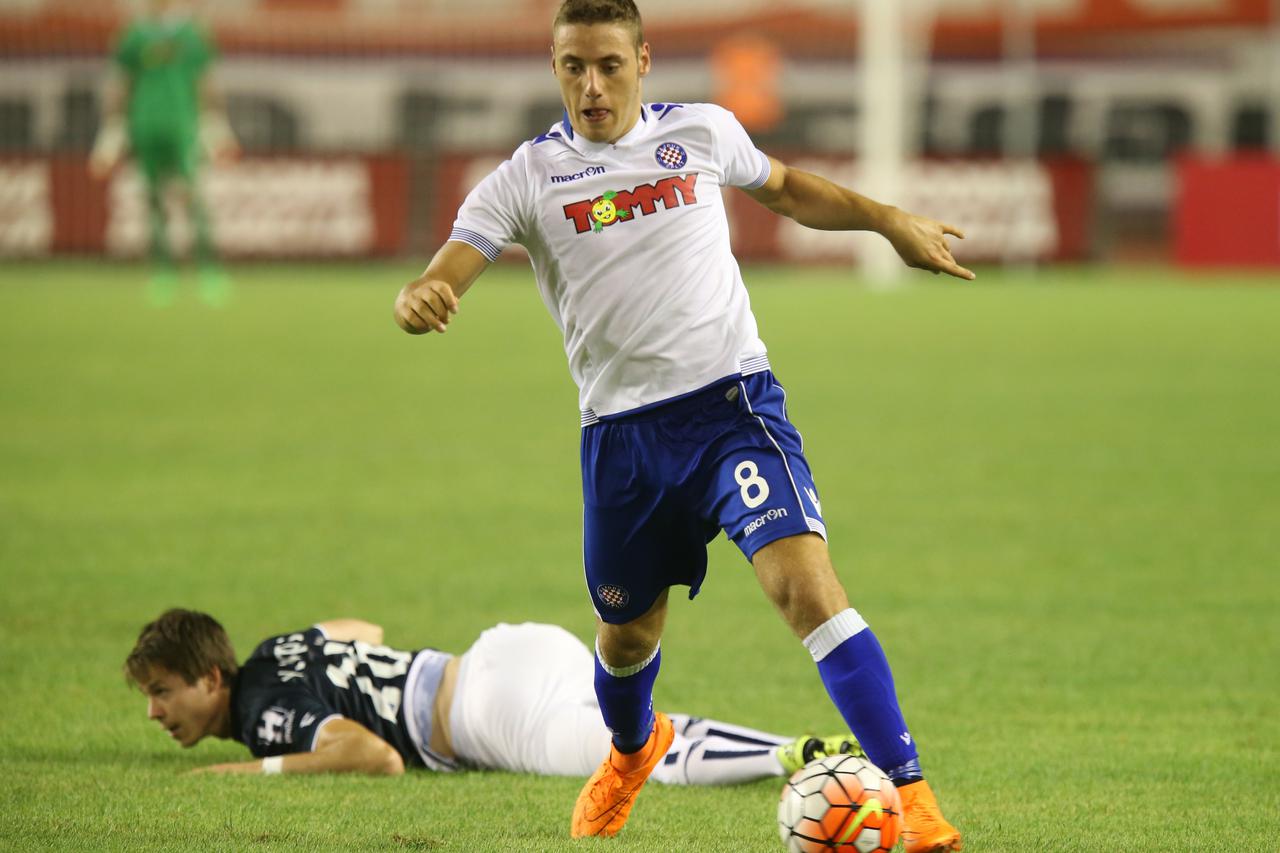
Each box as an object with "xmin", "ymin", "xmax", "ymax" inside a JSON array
[
  {"xmin": 743, "ymin": 156, "xmax": 974, "ymax": 281},
  {"xmin": 394, "ymin": 240, "xmax": 489, "ymax": 335},
  {"xmin": 191, "ymin": 717, "xmax": 404, "ymax": 776},
  {"xmin": 317, "ymin": 619, "xmax": 384, "ymax": 645}
]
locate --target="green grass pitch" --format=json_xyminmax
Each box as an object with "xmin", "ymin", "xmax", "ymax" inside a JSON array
[{"xmin": 1, "ymin": 260, "xmax": 1277, "ymax": 851}]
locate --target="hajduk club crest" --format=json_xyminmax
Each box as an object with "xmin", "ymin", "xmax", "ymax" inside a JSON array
[{"xmin": 655, "ymin": 141, "xmax": 687, "ymax": 169}]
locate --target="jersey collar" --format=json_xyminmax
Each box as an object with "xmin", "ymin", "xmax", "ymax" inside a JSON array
[{"xmin": 561, "ymin": 104, "xmax": 652, "ymax": 155}]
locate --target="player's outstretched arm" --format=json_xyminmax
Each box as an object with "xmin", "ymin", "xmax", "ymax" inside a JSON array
[
  {"xmin": 394, "ymin": 241, "xmax": 490, "ymax": 335},
  {"xmin": 317, "ymin": 619, "xmax": 383, "ymax": 645},
  {"xmin": 191, "ymin": 718, "xmax": 405, "ymax": 776},
  {"xmin": 744, "ymin": 156, "xmax": 975, "ymax": 281}
]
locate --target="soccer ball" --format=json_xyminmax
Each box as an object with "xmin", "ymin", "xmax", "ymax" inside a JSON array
[{"xmin": 777, "ymin": 754, "xmax": 902, "ymax": 853}]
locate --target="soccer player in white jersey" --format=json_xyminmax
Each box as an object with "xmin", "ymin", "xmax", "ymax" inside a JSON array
[
  {"xmin": 126, "ymin": 608, "xmax": 857, "ymax": 783},
  {"xmin": 393, "ymin": 2, "xmax": 970, "ymax": 849}
]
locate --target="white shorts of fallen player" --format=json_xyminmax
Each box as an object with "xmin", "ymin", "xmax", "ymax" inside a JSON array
[
  {"xmin": 449, "ymin": 622, "xmax": 608, "ymax": 776},
  {"xmin": 448, "ymin": 622, "xmax": 791, "ymax": 783}
]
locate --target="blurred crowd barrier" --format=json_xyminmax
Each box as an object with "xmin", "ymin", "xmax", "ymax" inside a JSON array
[{"xmin": 1, "ymin": 0, "xmax": 1276, "ymax": 266}]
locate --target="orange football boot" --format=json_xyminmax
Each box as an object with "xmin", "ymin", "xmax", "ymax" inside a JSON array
[
  {"xmin": 899, "ymin": 779, "xmax": 963, "ymax": 853},
  {"xmin": 570, "ymin": 712, "xmax": 675, "ymax": 838}
]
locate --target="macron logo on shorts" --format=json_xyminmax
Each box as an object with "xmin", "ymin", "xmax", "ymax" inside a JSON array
[{"xmin": 743, "ymin": 507, "xmax": 789, "ymax": 537}]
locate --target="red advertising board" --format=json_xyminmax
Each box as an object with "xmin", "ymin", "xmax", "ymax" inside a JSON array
[
  {"xmin": 0, "ymin": 155, "xmax": 410, "ymax": 259},
  {"xmin": 3, "ymin": 153, "xmax": 1092, "ymax": 263},
  {"xmin": 1174, "ymin": 156, "xmax": 1280, "ymax": 268}
]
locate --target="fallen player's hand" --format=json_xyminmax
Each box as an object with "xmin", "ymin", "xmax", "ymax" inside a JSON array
[
  {"xmin": 883, "ymin": 209, "xmax": 975, "ymax": 281},
  {"xmin": 395, "ymin": 275, "xmax": 459, "ymax": 335}
]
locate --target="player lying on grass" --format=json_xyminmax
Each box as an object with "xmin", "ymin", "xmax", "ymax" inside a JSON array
[{"xmin": 126, "ymin": 608, "xmax": 859, "ymax": 782}]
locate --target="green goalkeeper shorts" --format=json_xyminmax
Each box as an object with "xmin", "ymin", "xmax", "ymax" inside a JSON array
[{"xmin": 130, "ymin": 126, "xmax": 199, "ymax": 185}]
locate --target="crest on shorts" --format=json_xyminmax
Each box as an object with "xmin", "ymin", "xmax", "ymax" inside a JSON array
[
  {"xmin": 655, "ymin": 142, "xmax": 687, "ymax": 170},
  {"xmin": 596, "ymin": 584, "xmax": 631, "ymax": 609}
]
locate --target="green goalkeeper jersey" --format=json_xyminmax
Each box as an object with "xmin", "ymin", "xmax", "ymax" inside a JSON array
[{"xmin": 115, "ymin": 15, "xmax": 213, "ymax": 142}]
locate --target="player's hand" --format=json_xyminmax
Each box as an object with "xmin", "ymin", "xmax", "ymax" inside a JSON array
[
  {"xmin": 87, "ymin": 152, "xmax": 117, "ymax": 181},
  {"xmin": 210, "ymin": 136, "xmax": 241, "ymax": 166},
  {"xmin": 395, "ymin": 274, "xmax": 459, "ymax": 334},
  {"xmin": 882, "ymin": 208, "xmax": 975, "ymax": 281},
  {"xmin": 88, "ymin": 118, "xmax": 127, "ymax": 181},
  {"xmin": 88, "ymin": 144, "xmax": 124, "ymax": 180}
]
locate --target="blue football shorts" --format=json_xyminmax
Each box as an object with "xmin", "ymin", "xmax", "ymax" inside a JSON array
[{"xmin": 580, "ymin": 369, "xmax": 827, "ymax": 624}]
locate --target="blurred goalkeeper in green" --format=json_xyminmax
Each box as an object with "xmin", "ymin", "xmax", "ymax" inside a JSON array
[{"xmin": 90, "ymin": 0, "xmax": 238, "ymax": 306}]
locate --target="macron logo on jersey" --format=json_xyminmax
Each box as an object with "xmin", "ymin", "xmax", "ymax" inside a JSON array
[
  {"xmin": 551, "ymin": 165, "xmax": 608, "ymax": 184},
  {"xmin": 563, "ymin": 173, "xmax": 699, "ymax": 235}
]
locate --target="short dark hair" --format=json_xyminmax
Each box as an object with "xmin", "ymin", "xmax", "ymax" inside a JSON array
[
  {"xmin": 125, "ymin": 608, "xmax": 238, "ymax": 687},
  {"xmin": 553, "ymin": 0, "xmax": 644, "ymax": 48}
]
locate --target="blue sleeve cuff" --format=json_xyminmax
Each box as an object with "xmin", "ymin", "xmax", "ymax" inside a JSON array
[
  {"xmin": 448, "ymin": 228, "xmax": 503, "ymax": 262},
  {"xmin": 742, "ymin": 149, "xmax": 772, "ymax": 190}
]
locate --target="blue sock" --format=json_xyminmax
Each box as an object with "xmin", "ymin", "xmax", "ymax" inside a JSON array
[
  {"xmin": 805, "ymin": 609, "xmax": 922, "ymax": 783},
  {"xmin": 593, "ymin": 643, "xmax": 661, "ymax": 754}
]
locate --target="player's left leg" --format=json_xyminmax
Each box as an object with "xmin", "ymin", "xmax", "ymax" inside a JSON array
[
  {"xmin": 667, "ymin": 714, "xmax": 786, "ymax": 746},
  {"xmin": 753, "ymin": 534, "xmax": 962, "ymax": 853},
  {"xmin": 654, "ymin": 717, "xmax": 863, "ymax": 785},
  {"xmin": 714, "ymin": 371, "xmax": 960, "ymax": 852},
  {"xmin": 653, "ymin": 732, "xmax": 779, "ymax": 785},
  {"xmin": 176, "ymin": 141, "xmax": 230, "ymax": 307}
]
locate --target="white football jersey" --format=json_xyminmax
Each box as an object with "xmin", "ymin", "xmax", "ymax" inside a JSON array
[{"xmin": 449, "ymin": 102, "xmax": 772, "ymax": 420}]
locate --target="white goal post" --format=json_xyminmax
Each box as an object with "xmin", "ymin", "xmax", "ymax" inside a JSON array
[{"xmin": 857, "ymin": 0, "xmax": 941, "ymax": 285}]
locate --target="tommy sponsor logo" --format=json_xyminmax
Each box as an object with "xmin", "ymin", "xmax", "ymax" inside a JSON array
[
  {"xmin": 550, "ymin": 165, "xmax": 607, "ymax": 184},
  {"xmin": 743, "ymin": 506, "xmax": 789, "ymax": 537},
  {"xmin": 596, "ymin": 584, "xmax": 631, "ymax": 609},
  {"xmin": 563, "ymin": 173, "xmax": 699, "ymax": 234}
]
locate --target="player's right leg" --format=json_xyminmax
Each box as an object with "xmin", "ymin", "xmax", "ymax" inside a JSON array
[
  {"xmin": 143, "ymin": 181, "xmax": 178, "ymax": 306},
  {"xmin": 574, "ymin": 404, "xmax": 721, "ymax": 837},
  {"xmin": 571, "ymin": 594, "xmax": 674, "ymax": 838},
  {"xmin": 133, "ymin": 134, "xmax": 179, "ymax": 305}
]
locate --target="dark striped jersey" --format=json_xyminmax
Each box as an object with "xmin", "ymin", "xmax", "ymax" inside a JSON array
[{"xmin": 229, "ymin": 626, "xmax": 452, "ymax": 769}]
